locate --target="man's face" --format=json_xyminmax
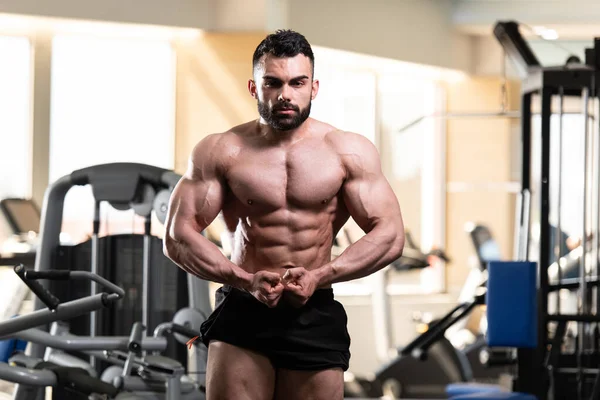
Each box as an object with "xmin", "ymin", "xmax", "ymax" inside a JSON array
[{"xmin": 249, "ymin": 54, "xmax": 319, "ymax": 131}]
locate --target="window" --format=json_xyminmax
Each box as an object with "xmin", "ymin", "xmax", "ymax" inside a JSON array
[
  {"xmin": 311, "ymin": 58, "xmax": 377, "ymax": 144},
  {"xmin": 379, "ymin": 75, "xmax": 443, "ymax": 293},
  {"xmin": 310, "ymin": 48, "xmax": 445, "ymax": 295},
  {"xmin": 0, "ymin": 36, "xmax": 32, "ymax": 200},
  {"xmin": 529, "ymin": 110, "xmax": 588, "ymax": 263},
  {"xmin": 49, "ymin": 34, "xmax": 176, "ymax": 242}
]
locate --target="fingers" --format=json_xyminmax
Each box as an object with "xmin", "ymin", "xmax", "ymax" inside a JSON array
[
  {"xmin": 259, "ymin": 271, "xmax": 283, "ymax": 285},
  {"xmin": 258, "ymin": 282, "xmax": 284, "ymax": 308},
  {"xmin": 283, "ymin": 267, "xmax": 305, "ymax": 284}
]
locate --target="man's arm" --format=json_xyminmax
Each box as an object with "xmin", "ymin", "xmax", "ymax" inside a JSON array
[
  {"xmin": 163, "ymin": 134, "xmax": 252, "ymax": 290},
  {"xmin": 315, "ymin": 133, "xmax": 405, "ymax": 286}
]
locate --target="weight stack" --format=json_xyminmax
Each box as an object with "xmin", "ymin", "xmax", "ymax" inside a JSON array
[{"xmin": 49, "ymin": 234, "xmax": 188, "ymax": 377}]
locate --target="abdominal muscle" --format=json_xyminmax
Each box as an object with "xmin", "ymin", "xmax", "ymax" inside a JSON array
[{"xmin": 227, "ymin": 209, "xmax": 339, "ymax": 284}]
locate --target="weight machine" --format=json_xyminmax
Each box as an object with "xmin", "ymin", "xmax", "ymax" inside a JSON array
[{"xmin": 495, "ymin": 20, "xmax": 600, "ymax": 400}]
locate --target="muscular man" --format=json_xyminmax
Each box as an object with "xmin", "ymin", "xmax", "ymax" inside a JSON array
[{"xmin": 163, "ymin": 30, "xmax": 405, "ymax": 400}]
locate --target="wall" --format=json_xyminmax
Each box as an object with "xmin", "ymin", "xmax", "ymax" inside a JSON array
[
  {"xmin": 0, "ymin": 0, "xmax": 213, "ymax": 29},
  {"xmin": 288, "ymin": 0, "xmax": 473, "ymax": 73},
  {"xmin": 443, "ymin": 76, "xmax": 522, "ymax": 292},
  {"xmin": 173, "ymin": 33, "xmax": 267, "ymax": 173},
  {"xmin": 453, "ymin": 0, "xmax": 600, "ymax": 30}
]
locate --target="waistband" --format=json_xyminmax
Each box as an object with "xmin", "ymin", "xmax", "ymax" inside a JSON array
[{"xmin": 221, "ymin": 285, "xmax": 335, "ymax": 303}]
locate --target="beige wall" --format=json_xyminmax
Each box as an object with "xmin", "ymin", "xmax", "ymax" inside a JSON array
[
  {"xmin": 0, "ymin": 0, "xmax": 213, "ymax": 29},
  {"xmin": 288, "ymin": 0, "xmax": 473, "ymax": 73},
  {"xmin": 444, "ymin": 77, "xmax": 521, "ymax": 291},
  {"xmin": 173, "ymin": 33, "xmax": 267, "ymax": 173}
]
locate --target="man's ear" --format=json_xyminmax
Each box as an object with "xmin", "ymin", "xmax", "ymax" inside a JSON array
[
  {"xmin": 248, "ymin": 79, "xmax": 258, "ymax": 99},
  {"xmin": 311, "ymin": 79, "xmax": 319, "ymax": 100}
]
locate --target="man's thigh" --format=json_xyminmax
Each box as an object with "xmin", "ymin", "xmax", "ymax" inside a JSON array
[
  {"xmin": 274, "ymin": 368, "xmax": 344, "ymax": 400},
  {"xmin": 206, "ymin": 340, "xmax": 276, "ymax": 400}
]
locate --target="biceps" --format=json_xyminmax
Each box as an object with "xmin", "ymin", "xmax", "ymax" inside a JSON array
[
  {"xmin": 167, "ymin": 177, "xmax": 225, "ymax": 238},
  {"xmin": 342, "ymin": 176, "xmax": 401, "ymax": 231}
]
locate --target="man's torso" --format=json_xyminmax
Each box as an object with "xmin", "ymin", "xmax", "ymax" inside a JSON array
[{"xmin": 214, "ymin": 119, "xmax": 352, "ymax": 276}]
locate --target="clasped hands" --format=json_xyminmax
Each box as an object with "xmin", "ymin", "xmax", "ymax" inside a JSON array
[{"xmin": 247, "ymin": 267, "xmax": 319, "ymax": 308}]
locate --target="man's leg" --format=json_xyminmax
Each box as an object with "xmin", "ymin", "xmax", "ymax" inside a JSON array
[
  {"xmin": 206, "ymin": 341, "xmax": 276, "ymax": 400},
  {"xmin": 274, "ymin": 368, "xmax": 344, "ymax": 400}
]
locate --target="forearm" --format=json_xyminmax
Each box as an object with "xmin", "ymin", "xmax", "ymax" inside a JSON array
[
  {"xmin": 315, "ymin": 222, "xmax": 404, "ymax": 286},
  {"xmin": 164, "ymin": 229, "xmax": 252, "ymax": 290}
]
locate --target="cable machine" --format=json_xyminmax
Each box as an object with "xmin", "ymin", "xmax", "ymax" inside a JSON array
[{"xmin": 495, "ymin": 20, "xmax": 600, "ymax": 400}]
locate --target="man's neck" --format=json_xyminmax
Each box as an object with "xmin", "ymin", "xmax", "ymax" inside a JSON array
[{"xmin": 256, "ymin": 118, "xmax": 311, "ymax": 145}]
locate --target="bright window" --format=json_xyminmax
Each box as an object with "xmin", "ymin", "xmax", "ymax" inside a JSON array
[
  {"xmin": 49, "ymin": 34, "xmax": 176, "ymax": 242},
  {"xmin": 311, "ymin": 61, "xmax": 377, "ymax": 144},
  {"xmin": 0, "ymin": 36, "xmax": 32, "ymax": 200}
]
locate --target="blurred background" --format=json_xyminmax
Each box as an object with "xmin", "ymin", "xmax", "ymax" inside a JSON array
[{"xmin": 0, "ymin": 0, "xmax": 596, "ymax": 377}]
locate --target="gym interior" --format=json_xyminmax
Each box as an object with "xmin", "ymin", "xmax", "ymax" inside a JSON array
[{"xmin": 0, "ymin": 1, "xmax": 598, "ymax": 399}]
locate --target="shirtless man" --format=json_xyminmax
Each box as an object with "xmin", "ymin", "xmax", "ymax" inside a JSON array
[{"xmin": 163, "ymin": 30, "xmax": 405, "ymax": 400}]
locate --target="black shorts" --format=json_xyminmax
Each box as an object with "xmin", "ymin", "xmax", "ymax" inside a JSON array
[{"xmin": 199, "ymin": 285, "xmax": 351, "ymax": 371}]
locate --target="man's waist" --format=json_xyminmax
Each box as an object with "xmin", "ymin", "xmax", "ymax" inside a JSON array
[{"xmin": 221, "ymin": 284, "xmax": 335, "ymax": 305}]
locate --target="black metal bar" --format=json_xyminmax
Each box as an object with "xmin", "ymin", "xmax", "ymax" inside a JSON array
[
  {"xmin": 493, "ymin": 21, "xmax": 541, "ymax": 79},
  {"xmin": 400, "ymin": 302, "xmax": 471, "ymax": 355},
  {"xmin": 521, "ymin": 93, "xmax": 532, "ymax": 192},
  {"xmin": 547, "ymin": 314, "xmax": 600, "ymax": 323},
  {"xmin": 515, "ymin": 90, "xmax": 542, "ymax": 397},
  {"xmin": 549, "ymin": 277, "xmax": 600, "ymax": 292},
  {"xmin": 546, "ymin": 321, "xmax": 567, "ymax": 368},
  {"xmin": 591, "ymin": 362, "xmax": 600, "ymax": 400},
  {"xmin": 14, "ymin": 264, "xmax": 61, "ymax": 311},
  {"xmin": 411, "ymin": 301, "xmax": 479, "ymax": 357},
  {"xmin": 557, "ymin": 368, "xmax": 600, "ymax": 375},
  {"xmin": 539, "ymin": 86, "xmax": 553, "ymax": 400}
]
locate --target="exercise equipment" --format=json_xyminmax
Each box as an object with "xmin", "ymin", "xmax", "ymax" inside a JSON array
[
  {"xmin": 486, "ymin": 261, "xmax": 537, "ymax": 349},
  {"xmin": 2, "ymin": 264, "xmax": 205, "ymax": 399},
  {"xmin": 20, "ymin": 163, "xmax": 211, "ymax": 399},
  {"xmin": 344, "ymin": 236, "xmax": 460, "ymax": 399},
  {"xmin": 0, "ymin": 264, "xmax": 126, "ymax": 399},
  {"xmin": 493, "ymin": 19, "xmax": 600, "ymax": 399},
  {"xmin": 448, "ymin": 393, "xmax": 537, "ymax": 400},
  {"xmin": 447, "ymin": 260, "xmax": 539, "ymax": 400},
  {"xmin": 0, "ymin": 198, "xmax": 40, "ymax": 267},
  {"xmin": 0, "ymin": 337, "xmax": 26, "ymax": 363},
  {"xmin": 13, "ymin": 322, "xmax": 204, "ymax": 399}
]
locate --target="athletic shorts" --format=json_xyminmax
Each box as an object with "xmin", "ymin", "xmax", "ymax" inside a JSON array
[{"xmin": 199, "ymin": 284, "xmax": 351, "ymax": 371}]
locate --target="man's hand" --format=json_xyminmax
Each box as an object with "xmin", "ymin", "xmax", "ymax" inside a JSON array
[
  {"xmin": 247, "ymin": 271, "xmax": 285, "ymax": 308},
  {"xmin": 282, "ymin": 267, "xmax": 319, "ymax": 308}
]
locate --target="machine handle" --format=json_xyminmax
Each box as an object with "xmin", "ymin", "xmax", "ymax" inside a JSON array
[
  {"xmin": 24, "ymin": 270, "xmax": 71, "ymax": 280},
  {"xmin": 14, "ymin": 264, "xmax": 61, "ymax": 310}
]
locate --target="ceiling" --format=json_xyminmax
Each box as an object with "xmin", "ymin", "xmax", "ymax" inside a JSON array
[{"xmin": 452, "ymin": 0, "xmax": 600, "ymax": 40}]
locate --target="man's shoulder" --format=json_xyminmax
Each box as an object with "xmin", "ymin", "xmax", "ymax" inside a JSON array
[
  {"xmin": 192, "ymin": 122, "xmax": 253, "ymax": 155},
  {"xmin": 320, "ymin": 128, "xmax": 381, "ymax": 176},
  {"xmin": 323, "ymin": 128, "xmax": 377, "ymax": 154}
]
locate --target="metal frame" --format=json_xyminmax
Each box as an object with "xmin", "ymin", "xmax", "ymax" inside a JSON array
[{"xmin": 494, "ymin": 20, "xmax": 600, "ymax": 400}]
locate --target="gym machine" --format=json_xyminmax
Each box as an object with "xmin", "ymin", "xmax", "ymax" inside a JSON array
[
  {"xmin": 0, "ymin": 265, "xmax": 125, "ymax": 399},
  {"xmin": 20, "ymin": 163, "xmax": 211, "ymax": 399},
  {"xmin": 495, "ymin": 20, "xmax": 600, "ymax": 400},
  {"xmin": 0, "ymin": 198, "xmax": 41, "ymax": 267},
  {"xmin": 1, "ymin": 264, "xmax": 205, "ymax": 399}
]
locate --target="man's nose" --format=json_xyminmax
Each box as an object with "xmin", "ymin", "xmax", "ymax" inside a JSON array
[{"xmin": 278, "ymin": 84, "xmax": 292, "ymax": 102}]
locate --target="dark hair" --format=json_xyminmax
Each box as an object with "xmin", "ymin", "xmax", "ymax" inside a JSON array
[{"xmin": 252, "ymin": 29, "xmax": 314, "ymax": 75}]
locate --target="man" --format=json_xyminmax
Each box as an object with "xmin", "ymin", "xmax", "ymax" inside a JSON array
[{"xmin": 163, "ymin": 29, "xmax": 405, "ymax": 400}]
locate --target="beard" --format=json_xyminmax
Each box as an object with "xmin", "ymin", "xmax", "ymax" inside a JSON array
[{"xmin": 258, "ymin": 100, "xmax": 311, "ymax": 131}]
